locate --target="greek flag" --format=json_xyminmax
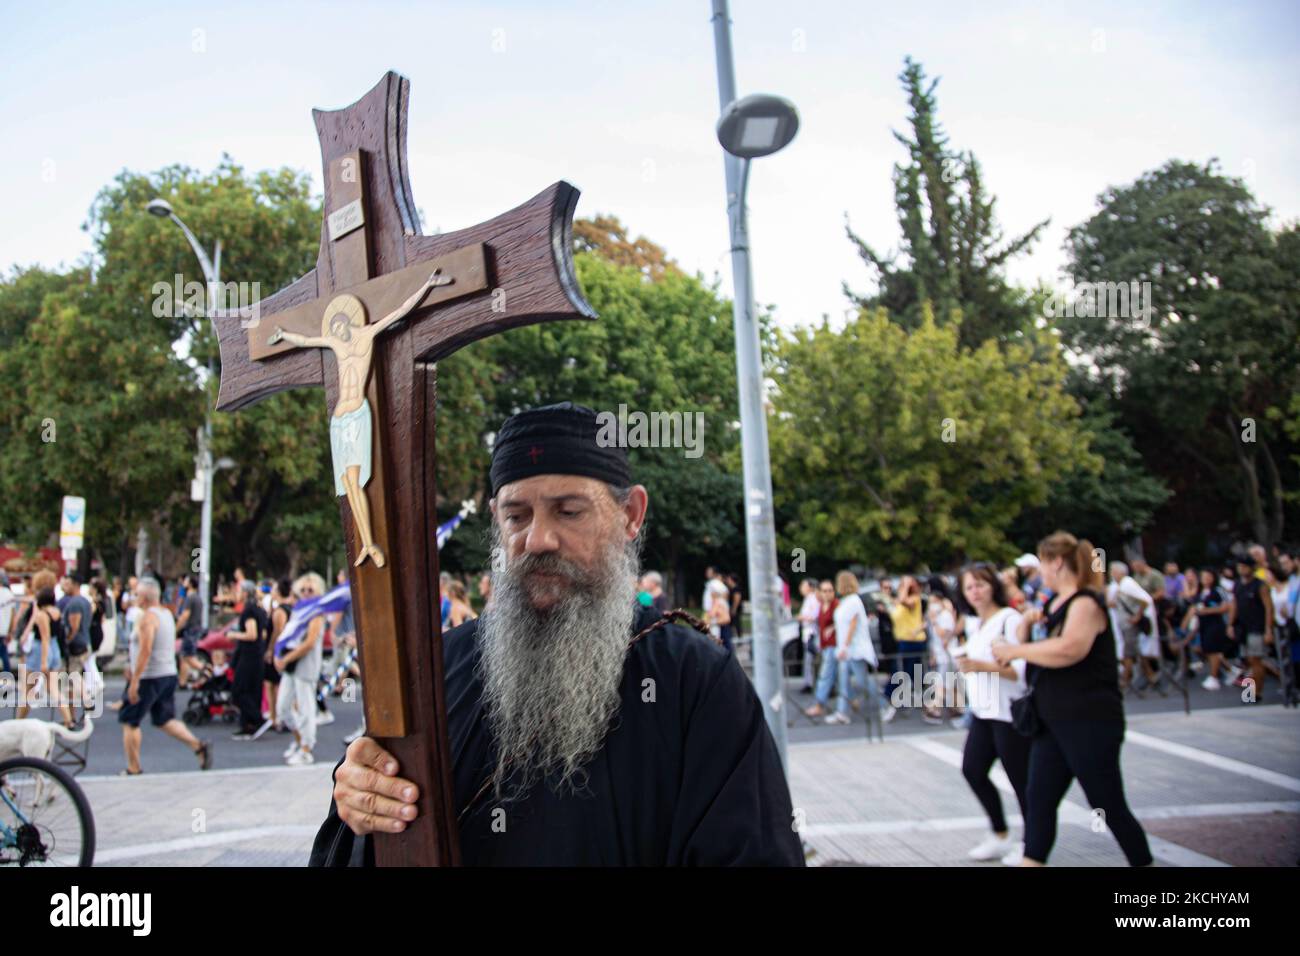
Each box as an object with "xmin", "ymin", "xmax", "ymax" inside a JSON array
[
  {"xmin": 275, "ymin": 582, "xmax": 351, "ymax": 657},
  {"xmin": 436, "ymin": 499, "xmax": 477, "ymax": 552},
  {"xmin": 436, "ymin": 514, "xmax": 464, "ymax": 551}
]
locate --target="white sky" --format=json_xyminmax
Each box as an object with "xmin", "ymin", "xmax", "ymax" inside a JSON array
[{"xmin": 1, "ymin": 0, "xmax": 1296, "ymax": 330}]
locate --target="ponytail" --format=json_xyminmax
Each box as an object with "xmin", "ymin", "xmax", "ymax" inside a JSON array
[
  {"xmin": 1076, "ymin": 538, "xmax": 1103, "ymax": 592},
  {"xmin": 1038, "ymin": 530, "xmax": 1104, "ymax": 592}
]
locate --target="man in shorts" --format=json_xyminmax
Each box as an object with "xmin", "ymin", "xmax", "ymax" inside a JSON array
[
  {"xmin": 59, "ymin": 572, "xmax": 94, "ymax": 685},
  {"xmin": 120, "ymin": 577, "xmax": 212, "ymax": 775},
  {"xmin": 1231, "ymin": 555, "xmax": 1275, "ymax": 703}
]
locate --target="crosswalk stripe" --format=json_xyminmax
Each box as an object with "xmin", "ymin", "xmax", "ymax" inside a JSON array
[{"xmin": 1123, "ymin": 730, "xmax": 1300, "ymax": 794}]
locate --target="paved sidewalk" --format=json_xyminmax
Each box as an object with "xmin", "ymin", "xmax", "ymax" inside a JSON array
[
  {"xmin": 82, "ymin": 763, "xmax": 334, "ymax": 867},
  {"xmin": 77, "ymin": 703, "xmax": 1299, "ymax": 866},
  {"xmin": 792, "ymin": 704, "xmax": 1300, "ymax": 867}
]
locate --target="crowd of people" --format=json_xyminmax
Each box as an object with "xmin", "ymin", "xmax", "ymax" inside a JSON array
[
  {"xmin": 0, "ymin": 569, "xmax": 213, "ymax": 773},
  {"xmin": 2, "ymin": 569, "xmax": 115, "ymax": 726},
  {"xmin": 785, "ymin": 535, "xmax": 1298, "ymax": 866},
  {"xmin": 4, "ymin": 517, "xmax": 1297, "ymax": 865},
  {"xmin": 210, "ymin": 567, "xmax": 361, "ymax": 765},
  {"xmin": 697, "ymin": 566, "xmax": 755, "ymax": 650},
  {"xmin": 0, "ymin": 562, "xmax": 368, "ymax": 774}
]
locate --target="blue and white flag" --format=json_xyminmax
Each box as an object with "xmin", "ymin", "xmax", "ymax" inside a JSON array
[
  {"xmin": 436, "ymin": 515, "xmax": 463, "ymax": 551},
  {"xmin": 436, "ymin": 499, "xmax": 477, "ymax": 551},
  {"xmin": 275, "ymin": 582, "xmax": 351, "ymax": 657}
]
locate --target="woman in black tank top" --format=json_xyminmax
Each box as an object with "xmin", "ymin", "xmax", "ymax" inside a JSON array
[
  {"xmin": 1031, "ymin": 590, "xmax": 1124, "ymax": 722},
  {"xmin": 992, "ymin": 532, "xmax": 1152, "ymax": 867}
]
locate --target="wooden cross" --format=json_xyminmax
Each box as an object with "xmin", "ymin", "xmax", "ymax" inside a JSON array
[{"xmin": 211, "ymin": 72, "xmax": 595, "ymax": 866}]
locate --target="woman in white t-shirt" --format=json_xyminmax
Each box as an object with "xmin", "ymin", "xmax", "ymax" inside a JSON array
[
  {"xmin": 954, "ymin": 564, "xmax": 1030, "ymax": 865},
  {"xmin": 824, "ymin": 571, "xmax": 880, "ymax": 725},
  {"xmin": 796, "ymin": 578, "xmax": 821, "ymax": 694}
]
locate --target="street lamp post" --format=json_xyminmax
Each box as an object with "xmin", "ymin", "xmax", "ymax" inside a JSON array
[
  {"xmin": 710, "ymin": 0, "xmax": 799, "ymax": 767},
  {"xmin": 147, "ymin": 198, "xmax": 223, "ymax": 629}
]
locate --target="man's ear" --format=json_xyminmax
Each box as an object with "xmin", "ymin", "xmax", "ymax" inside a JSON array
[{"xmin": 622, "ymin": 485, "xmax": 649, "ymax": 540}]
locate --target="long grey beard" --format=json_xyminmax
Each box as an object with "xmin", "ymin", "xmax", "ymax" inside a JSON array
[{"xmin": 476, "ymin": 524, "xmax": 641, "ymax": 801}]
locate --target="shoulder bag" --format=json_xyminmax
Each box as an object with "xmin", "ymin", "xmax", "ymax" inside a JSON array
[{"xmin": 1010, "ymin": 667, "xmax": 1041, "ymax": 737}]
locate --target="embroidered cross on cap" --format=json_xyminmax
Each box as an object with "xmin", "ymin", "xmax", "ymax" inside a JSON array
[{"xmin": 489, "ymin": 402, "xmax": 631, "ymax": 494}]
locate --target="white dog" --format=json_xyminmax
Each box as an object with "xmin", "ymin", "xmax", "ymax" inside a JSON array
[{"xmin": 0, "ymin": 717, "xmax": 95, "ymax": 762}]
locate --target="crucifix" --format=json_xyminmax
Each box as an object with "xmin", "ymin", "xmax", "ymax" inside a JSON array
[{"xmin": 211, "ymin": 72, "xmax": 595, "ymax": 865}]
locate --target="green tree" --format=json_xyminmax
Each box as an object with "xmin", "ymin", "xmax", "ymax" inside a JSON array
[
  {"xmin": 769, "ymin": 307, "xmax": 1097, "ymax": 568},
  {"xmin": 1058, "ymin": 160, "xmax": 1300, "ymax": 549},
  {"xmin": 0, "ymin": 267, "xmax": 86, "ymax": 548},
  {"xmin": 844, "ymin": 58, "xmax": 1049, "ymax": 348},
  {"xmin": 83, "ymin": 157, "xmax": 333, "ymax": 576},
  {"xmin": 1010, "ymin": 399, "xmax": 1170, "ymax": 548},
  {"xmin": 0, "ymin": 268, "xmax": 194, "ymax": 571},
  {"xmin": 1, "ymin": 159, "xmax": 423, "ymax": 578}
]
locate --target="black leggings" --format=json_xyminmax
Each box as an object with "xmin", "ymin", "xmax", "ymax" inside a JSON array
[
  {"xmin": 1024, "ymin": 719, "xmax": 1152, "ymax": 866},
  {"xmin": 962, "ymin": 716, "xmax": 1030, "ymax": 834}
]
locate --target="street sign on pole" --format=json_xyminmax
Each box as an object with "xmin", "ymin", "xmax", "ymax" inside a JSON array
[{"xmin": 60, "ymin": 495, "xmax": 86, "ymax": 551}]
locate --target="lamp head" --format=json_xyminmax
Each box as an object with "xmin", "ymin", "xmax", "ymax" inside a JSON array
[{"xmin": 716, "ymin": 93, "xmax": 799, "ymax": 159}]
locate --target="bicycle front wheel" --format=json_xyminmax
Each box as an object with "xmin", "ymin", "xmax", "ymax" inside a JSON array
[{"xmin": 0, "ymin": 756, "xmax": 95, "ymax": 867}]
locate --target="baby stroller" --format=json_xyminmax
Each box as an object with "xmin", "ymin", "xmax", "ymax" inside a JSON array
[{"xmin": 181, "ymin": 628, "xmax": 240, "ymax": 726}]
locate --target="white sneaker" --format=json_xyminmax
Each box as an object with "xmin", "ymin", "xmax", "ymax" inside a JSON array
[
  {"xmin": 824, "ymin": 712, "xmax": 850, "ymax": 725},
  {"xmin": 881, "ymin": 706, "xmax": 898, "ymax": 724},
  {"xmin": 968, "ymin": 834, "xmax": 1014, "ymax": 861},
  {"xmin": 1201, "ymin": 675, "xmax": 1221, "ymax": 691},
  {"xmin": 343, "ymin": 725, "xmax": 366, "ymax": 745},
  {"xmin": 1000, "ymin": 841, "xmax": 1025, "ymax": 866},
  {"xmin": 282, "ymin": 741, "xmax": 300, "ymax": 759},
  {"xmin": 287, "ymin": 749, "xmax": 315, "ymax": 766},
  {"xmin": 316, "ymin": 709, "xmax": 335, "ymax": 726}
]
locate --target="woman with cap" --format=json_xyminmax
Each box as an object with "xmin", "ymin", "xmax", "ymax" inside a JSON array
[{"xmin": 1015, "ymin": 553, "xmax": 1045, "ymax": 608}]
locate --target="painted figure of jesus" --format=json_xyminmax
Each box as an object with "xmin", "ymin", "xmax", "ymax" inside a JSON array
[{"xmin": 268, "ymin": 268, "xmax": 452, "ymax": 568}]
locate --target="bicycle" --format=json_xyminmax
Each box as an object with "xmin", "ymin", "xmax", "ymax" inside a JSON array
[{"xmin": 0, "ymin": 755, "xmax": 95, "ymax": 867}]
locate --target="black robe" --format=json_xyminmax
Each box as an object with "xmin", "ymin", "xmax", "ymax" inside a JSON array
[{"xmin": 309, "ymin": 605, "xmax": 804, "ymax": 866}]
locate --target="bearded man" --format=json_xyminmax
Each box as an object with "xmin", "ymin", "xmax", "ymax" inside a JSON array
[{"xmin": 309, "ymin": 402, "xmax": 802, "ymax": 866}]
